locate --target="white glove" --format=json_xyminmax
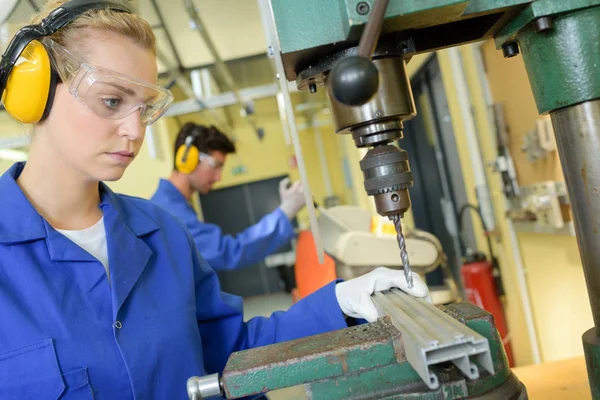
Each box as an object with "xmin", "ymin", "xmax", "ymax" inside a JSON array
[
  {"xmin": 335, "ymin": 267, "xmax": 430, "ymax": 322},
  {"xmin": 278, "ymin": 178, "xmax": 306, "ymax": 219}
]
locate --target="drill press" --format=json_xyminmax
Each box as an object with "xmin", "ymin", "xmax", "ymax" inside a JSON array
[{"xmin": 187, "ymin": 0, "xmax": 600, "ymax": 398}]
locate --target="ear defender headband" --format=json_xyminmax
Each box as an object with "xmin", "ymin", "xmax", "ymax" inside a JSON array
[
  {"xmin": 175, "ymin": 126, "xmax": 205, "ymax": 174},
  {"xmin": 0, "ymin": 0, "xmax": 133, "ymax": 124}
]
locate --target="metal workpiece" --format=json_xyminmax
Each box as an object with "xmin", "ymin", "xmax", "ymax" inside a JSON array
[
  {"xmin": 517, "ymin": 6, "xmax": 600, "ymax": 114},
  {"xmin": 187, "ymin": 374, "xmax": 223, "ymax": 400},
  {"xmin": 550, "ymin": 100, "xmax": 600, "ymax": 335},
  {"xmin": 327, "ymin": 57, "xmax": 416, "ymax": 142},
  {"xmin": 373, "ymin": 290, "xmax": 494, "ymax": 390}
]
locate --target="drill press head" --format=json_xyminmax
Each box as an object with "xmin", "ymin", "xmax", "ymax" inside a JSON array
[{"xmin": 326, "ymin": 56, "xmax": 416, "ymax": 218}]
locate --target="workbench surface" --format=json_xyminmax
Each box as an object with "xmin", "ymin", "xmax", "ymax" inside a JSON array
[{"xmin": 513, "ymin": 357, "xmax": 591, "ymax": 399}]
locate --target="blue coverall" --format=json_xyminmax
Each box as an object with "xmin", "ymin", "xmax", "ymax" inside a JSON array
[
  {"xmin": 150, "ymin": 179, "xmax": 295, "ymax": 271},
  {"xmin": 0, "ymin": 163, "xmax": 347, "ymax": 399}
]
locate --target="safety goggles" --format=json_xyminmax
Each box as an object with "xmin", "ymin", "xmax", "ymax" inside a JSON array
[
  {"xmin": 199, "ymin": 152, "xmax": 224, "ymax": 171},
  {"xmin": 41, "ymin": 38, "xmax": 173, "ymax": 126}
]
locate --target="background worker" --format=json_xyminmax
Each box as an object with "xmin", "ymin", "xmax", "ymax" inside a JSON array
[{"xmin": 151, "ymin": 122, "xmax": 305, "ymax": 271}]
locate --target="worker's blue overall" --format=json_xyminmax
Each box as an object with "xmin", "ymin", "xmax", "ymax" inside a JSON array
[
  {"xmin": 0, "ymin": 162, "xmax": 347, "ymax": 399},
  {"xmin": 151, "ymin": 179, "xmax": 294, "ymax": 271}
]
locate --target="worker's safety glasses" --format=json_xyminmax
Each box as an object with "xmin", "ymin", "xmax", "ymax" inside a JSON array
[
  {"xmin": 42, "ymin": 38, "xmax": 173, "ymax": 126},
  {"xmin": 199, "ymin": 152, "xmax": 224, "ymax": 171}
]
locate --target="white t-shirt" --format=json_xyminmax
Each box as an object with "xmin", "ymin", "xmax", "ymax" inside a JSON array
[{"xmin": 57, "ymin": 217, "xmax": 110, "ymax": 283}]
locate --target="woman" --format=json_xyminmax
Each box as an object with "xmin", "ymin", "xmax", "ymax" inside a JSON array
[{"xmin": 0, "ymin": 1, "xmax": 429, "ymax": 398}]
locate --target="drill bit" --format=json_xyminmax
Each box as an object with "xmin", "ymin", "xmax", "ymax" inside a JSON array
[{"xmin": 391, "ymin": 214, "xmax": 413, "ymax": 289}]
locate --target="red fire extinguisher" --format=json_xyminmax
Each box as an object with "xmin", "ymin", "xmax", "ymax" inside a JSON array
[{"xmin": 461, "ymin": 251, "xmax": 514, "ymax": 367}]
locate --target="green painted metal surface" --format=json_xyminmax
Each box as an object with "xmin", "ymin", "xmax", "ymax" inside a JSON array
[
  {"xmin": 221, "ymin": 319, "xmax": 403, "ymax": 398},
  {"xmin": 307, "ymin": 362, "xmax": 428, "ymax": 399},
  {"xmin": 272, "ymin": 0, "xmax": 531, "ymax": 54},
  {"xmin": 464, "ymin": 0, "xmax": 532, "ymax": 15},
  {"xmin": 465, "ymin": 319, "xmax": 511, "ymax": 395},
  {"xmin": 495, "ymin": 0, "xmax": 600, "ymax": 47},
  {"xmin": 307, "ymin": 361, "xmax": 471, "ymax": 399},
  {"xmin": 226, "ymin": 356, "xmax": 342, "ymax": 397},
  {"xmin": 271, "ymin": 0, "xmax": 350, "ymax": 54},
  {"xmin": 583, "ymin": 328, "xmax": 600, "ymax": 400},
  {"xmin": 518, "ymin": 6, "xmax": 600, "ymax": 113}
]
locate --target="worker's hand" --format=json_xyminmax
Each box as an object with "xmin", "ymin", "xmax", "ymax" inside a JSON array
[
  {"xmin": 279, "ymin": 178, "xmax": 306, "ymax": 219},
  {"xmin": 335, "ymin": 267, "xmax": 429, "ymax": 322}
]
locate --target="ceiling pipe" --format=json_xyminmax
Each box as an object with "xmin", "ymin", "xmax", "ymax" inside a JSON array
[
  {"xmin": 156, "ymin": 48, "xmax": 230, "ymax": 130},
  {"xmin": 183, "ymin": 0, "xmax": 263, "ymax": 138},
  {"xmin": 183, "ymin": 0, "xmax": 245, "ymax": 109}
]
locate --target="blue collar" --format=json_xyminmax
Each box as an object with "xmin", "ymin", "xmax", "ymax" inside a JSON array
[
  {"xmin": 0, "ymin": 162, "xmax": 159, "ymax": 244},
  {"xmin": 157, "ymin": 178, "xmax": 189, "ymax": 203}
]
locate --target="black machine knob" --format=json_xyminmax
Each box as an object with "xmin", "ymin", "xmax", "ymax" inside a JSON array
[{"xmin": 329, "ymin": 55, "xmax": 379, "ymax": 106}]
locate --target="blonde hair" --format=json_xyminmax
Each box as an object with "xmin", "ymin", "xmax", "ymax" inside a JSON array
[{"xmin": 31, "ymin": 0, "xmax": 156, "ymax": 53}]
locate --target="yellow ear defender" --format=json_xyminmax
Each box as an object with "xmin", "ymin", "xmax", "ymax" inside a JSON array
[
  {"xmin": 175, "ymin": 130, "xmax": 203, "ymax": 174},
  {"xmin": 0, "ymin": 0, "xmax": 133, "ymax": 123},
  {"xmin": 175, "ymin": 144, "xmax": 200, "ymax": 174},
  {"xmin": 1, "ymin": 40, "xmax": 56, "ymax": 124}
]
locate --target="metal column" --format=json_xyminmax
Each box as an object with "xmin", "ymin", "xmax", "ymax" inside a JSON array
[
  {"xmin": 499, "ymin": 4, "xmax": 600, "ymax": 397},
  {"xmin": 550, "ymin": 100, "xmax": 600, "ymax": 334},
  {"xmin": 551, "ymin": 101, "xmax": 600, "ymax": 399}
]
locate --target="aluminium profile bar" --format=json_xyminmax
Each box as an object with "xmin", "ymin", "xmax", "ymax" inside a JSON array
[{"xmin": 372, "ymin": 289, "xmax": 494, "ymax": 390}]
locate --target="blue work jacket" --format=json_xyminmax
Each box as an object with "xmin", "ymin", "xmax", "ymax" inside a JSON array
[
  {"xmin": 0, "ymin": 163, "xmax": 347, "ymax": 399},
  {"xmin": 150, "ymin": 179, "xmax": 295, "ymax": 271}
]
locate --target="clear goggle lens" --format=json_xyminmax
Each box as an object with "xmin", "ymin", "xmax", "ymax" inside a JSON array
[{"xmin": 42, "ymin": 38, "xmax": 173, "ymax": 126}]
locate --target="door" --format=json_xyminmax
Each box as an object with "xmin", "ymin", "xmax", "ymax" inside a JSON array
[{"xmin": 199, "ymin": 175, "xmax": 293, "ymax": 297}]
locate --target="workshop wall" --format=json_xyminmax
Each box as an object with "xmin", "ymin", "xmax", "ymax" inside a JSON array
[
  {"xmin": 435, "ymin": 47, "xmax": 534, "ymax": 367},
  {"xmin": 479, "ymin": 40, "xmax": 593, "ymax": 363}
]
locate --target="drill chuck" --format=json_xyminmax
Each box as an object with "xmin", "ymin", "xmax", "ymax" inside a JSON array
[{"xmin": 360, "ymin": 145, "xmax": 413, "ymax": 217}]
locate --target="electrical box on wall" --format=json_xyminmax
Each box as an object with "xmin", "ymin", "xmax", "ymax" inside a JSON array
[
  {"xmin": 521, "ymin": 116, "xmax": 557, "ymax": 163},
  {"xmin": 507, "ymin": 181, "xmax": 574, "ymax": 236}
]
